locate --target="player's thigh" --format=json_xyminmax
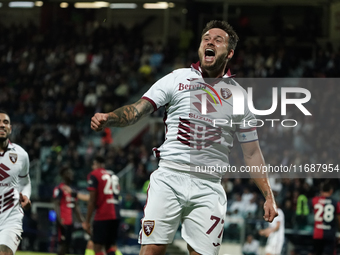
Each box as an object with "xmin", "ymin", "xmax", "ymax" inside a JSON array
[
  {"xmin": 0, "ymin": 228, "xmax": 22, "ymax": 255},
  {"xmin": 139, "ymin": 244, "xmax": 167, "ymax": 255},
  {"xmin": 181, "ymin": 180, "xmax": 227, "ymax": 255},
  {"xmin": 0, "ymin": 245, "xmax": 13, "ymax": 255},
  {"xmin": 139, "ymin": 170, "xmax": 184, "ymax": 245},
  {"xmin": 187, "ymin": 244, "xmax": 203, "ymax": 255}
]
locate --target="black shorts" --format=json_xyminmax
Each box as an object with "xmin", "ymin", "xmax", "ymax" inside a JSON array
[
  {"xmin": 312, "ymin": 238, "xmax": 336, "ymax": 255},
  {"xmin": 92, "ymin": 219, "xmax": 120, "ymax": 246},
  {"xmin": 57, "ymin": 224, "xmax": 73, "ymax": 246}
]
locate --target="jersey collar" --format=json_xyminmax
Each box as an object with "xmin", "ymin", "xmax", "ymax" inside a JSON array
[
  {"xmin": 191, "ymin": 61, "xmax": 233, "ymax": 78},
  {"xmin": 7, "ymin": 141, "xmax": 15, "ymax": 152},
  {"xmin": 0, "ymin": 140, "xmax": 14, "ymax": 156}
]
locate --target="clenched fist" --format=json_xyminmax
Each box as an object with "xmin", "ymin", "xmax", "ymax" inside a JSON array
[
  {"xmin": 263, "ymin": 198, "xmax": 278, "ymax": 222},
  {"xmin": 91, "ymin": 113, "xmax": 109, "ymax": 131},
  {"xmin": 20, "ymin": 192, "xmax": 31, "ymax": 210}
]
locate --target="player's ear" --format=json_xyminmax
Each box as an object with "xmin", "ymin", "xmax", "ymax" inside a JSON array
[{"xmin": 227, "ymin": 49, "xmax": 234, "ymax": 60}]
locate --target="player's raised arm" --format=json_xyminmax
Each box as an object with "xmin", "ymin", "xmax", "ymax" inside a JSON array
[
  {"xmin": 240, "ymin": 140, "xmax": 278, "ymax": 222},
  {"xmin": 91, "ymin": 98, "xmax": 154, "ymax": 131}
]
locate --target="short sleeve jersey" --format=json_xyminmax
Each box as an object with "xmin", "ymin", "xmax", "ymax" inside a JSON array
[
  {"xmin": 53, "ymin": 183, "xmax": 77, "ymax": 225},
  {"xmin": 0, "ymin": 142, "xmax": 29, "ymax": 229},
  {"xmin": 312, "ymin": 196, "xmax": 340, "ymax": 240},
  {"xmin": 142, "ymin": 62, "xmax": 258, "ymax": 179},
  {"xmin": 87, "ymin": 168, "xmax": 120, "ymax": 221}
]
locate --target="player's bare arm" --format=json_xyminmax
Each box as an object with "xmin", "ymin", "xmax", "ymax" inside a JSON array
[
  {"xmin": 61, "ymin": 185, "xmax": 90, "ymax": 201},
  {"xmin": 259, "ymin": 222, "xmax": 280, "ymax": 238},
  {"xmin": 0, "ymin": 245, "xmax": 13, "ymax": 255},
  {"xmin": 77, "ymin": 193, "xmax": 90, "ymax": 202},
  {"xmin": 53, "ymin": 199, "xmax": 64, "ymax": 227},
  {"xmin": 75, "ymin": 201, "xmax": 85, "ymax": 223},
  {"xmin": 83, "ymin": 190, "xmax": 97, "ymax": 234},
  {"xmin": 91, "ymin": 99, "xmax": 154, "ymax": 131},
  {"xmin": 241, "ymin": 141, "xmax": 278, "ymax": 222}
]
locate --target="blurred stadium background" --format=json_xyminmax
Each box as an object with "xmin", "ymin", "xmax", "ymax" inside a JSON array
[{"xmin": 1, "ymin": 0, "xmax": 340, "ymax": 254}]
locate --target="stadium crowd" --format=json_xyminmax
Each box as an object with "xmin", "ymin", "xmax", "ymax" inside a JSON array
[{"xmin": 0, "ymin": 20, "xmax": 340, "ymax": 253}]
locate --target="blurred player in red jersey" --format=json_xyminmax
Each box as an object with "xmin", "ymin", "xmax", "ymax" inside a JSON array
[
  {"xmin": 0, "ymin": 110, "xmax": 31, "ymax": 255},
  {"xmin": 82, "ymin": 156, "xmax": 121, "ymax": 255},
  {"xmin": 59, "ymin": 185, "xmax": 95, "ymax": 255},
  {"xmin": 53, "ymin": 166, "xmax": 84, "ymax": 255},
  {"xmin": 311, "ymin": 182, "xmax": 340, "ymax": 255}
]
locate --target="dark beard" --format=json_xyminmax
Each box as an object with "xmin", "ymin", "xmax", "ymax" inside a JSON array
[
  {"xmin": 199, "ymin": 52, "xmax": 228, "ymax": 72},
  {"xmin": 0, "ymin": 137, "xmax": 8, "ymax": 143}
]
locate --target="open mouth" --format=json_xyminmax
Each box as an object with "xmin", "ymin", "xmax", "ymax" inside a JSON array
[{"xmin": 204, "ymin": 48, "xmax": 215, "ymax": 62}]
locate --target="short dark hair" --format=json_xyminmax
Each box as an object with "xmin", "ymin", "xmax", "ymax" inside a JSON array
[
  {"xmin": 94, "ymin": 155, "xmax": 105, "ymax": 165},
  {"xmin": 201, "ymin": 20, "xmax": 239, "ymax": 51},
  {"xmin": 0, "ymin": 110, "xmax": 10, "ymax": 121},
  {"xmin": 59, "ymin": 165, "xmax": 71, "ymax": 177},
  {"xmin": 321, "ymin": 182, "xmax": 333, "ymax": 192}
]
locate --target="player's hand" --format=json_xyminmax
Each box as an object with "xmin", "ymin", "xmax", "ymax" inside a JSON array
[
  {"xmin": 263, "ymin": 198, "xmax": 278, "ymax": 222},
  {"xmin": 82, "ymin": 222, "xmax": 91, "ymax": 234},
  {"xmin": 19, "ymin": 193, "xmax": 31, "ymax": 210},
  {"xmin": 91, "ymin": 113, "xmax": 109, "ymax": 132},
  {"xmin": 61, "ymin": 185, "xmax": 77, "ymax": 197},
  {"xmin": 61, "ymin": 185, "xmax": 72, "ymax": 194},
  {"xmin": 263, "ymin": 228, "xmax": 272, "ymax": 237},
  {"xmin": 259, "ymin": 228, "xmax": 271, "ymax": 237}
]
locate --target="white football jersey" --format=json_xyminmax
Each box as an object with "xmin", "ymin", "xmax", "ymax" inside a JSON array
[
  {"xmin": 267, "ymin": 208, "xmax": 285, "ymax": 242},
  {"xmin": 0, "ymin": 142, "xmax": 29, "ymax": 229},
  {"xmin": 142, "ymin": 63, "xmax": 258, "ymax": 179}
]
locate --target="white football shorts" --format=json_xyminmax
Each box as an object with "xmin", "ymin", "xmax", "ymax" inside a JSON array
[
  {"xmin": 139, "ymin": 167, "xmax": 227, "ymax": 255},
  {"xmin": 0, "ymin": 228, "xmax": 22, "ymax": 254},
  {"xmin": 265, "ymin": 235, "xmax": 284, "ymax": 255}
]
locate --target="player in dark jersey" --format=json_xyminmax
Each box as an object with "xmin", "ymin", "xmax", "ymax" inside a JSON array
[
  {"xmin": 83, "ymin": 156, "xmax": 121, "ymax": 255},
  {"xmin": 53, "ymin": 166, "xmax": 84, "ymax": 255},
  {"xmin": 312, "ymin": 182, "xmax": 340, "ymax": 255}
]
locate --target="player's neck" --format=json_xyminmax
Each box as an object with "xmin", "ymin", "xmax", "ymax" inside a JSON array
[
  {"xmin": 201, "ymin": 63, "xmax": 227, "ymax": 78},
  {"xmin": 203, "ymin": 70, "xmax": 224, "ymax": 78},
  {"xmin": 0, "ymin": 139, "xmax": 9, "ymax": 153},
  {"xmin": 64, "ymin": 179, "xmax": 72, "ymax": 185}
]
